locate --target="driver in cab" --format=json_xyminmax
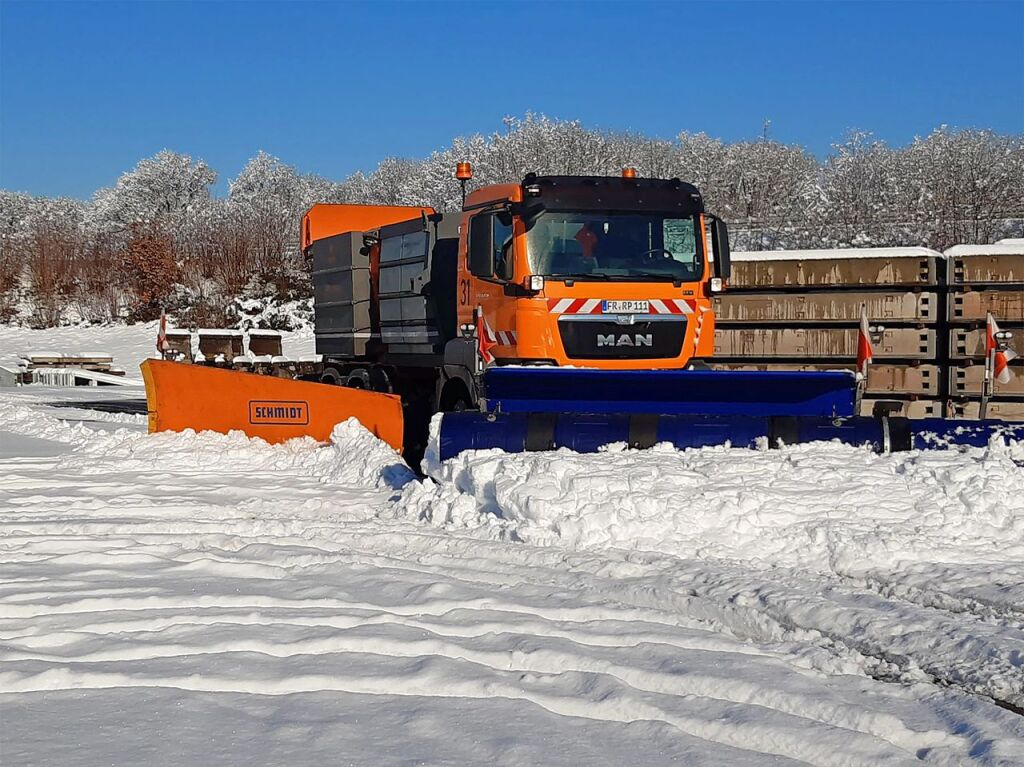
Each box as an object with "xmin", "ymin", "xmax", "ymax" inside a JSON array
[{"xmin": 574, "ymin": 220, "xmax": 648, "ymax": 271}]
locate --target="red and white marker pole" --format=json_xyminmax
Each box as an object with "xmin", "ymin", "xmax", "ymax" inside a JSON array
[
  {"xmin": 982, "ymin": 312, "xmax": 1017, "ymax": 419},
  {"xmin": 855, "ymin": 304, "xmax": 874, "ymax": 411},
  {"xmin": 156, "ymin": 311, "xmax": 170, "ymax": 358}
]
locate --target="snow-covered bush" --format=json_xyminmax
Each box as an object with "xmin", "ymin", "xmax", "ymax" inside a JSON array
[{"xmin": 1, "ymin": 119, "xmax": 1021, "ymax": 328}]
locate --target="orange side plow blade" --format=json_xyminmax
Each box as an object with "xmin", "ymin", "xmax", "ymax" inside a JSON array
[{"xmin": 140, "ymin": 359, "xmax": 404, "ymax": 452}]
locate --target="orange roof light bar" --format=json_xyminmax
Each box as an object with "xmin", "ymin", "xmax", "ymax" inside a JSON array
[
  {"xmin": 455, "ymin": 162, "xmax": 473, "ymax": 180},
  {"xmin": 622, "ymin": 167, "xmax": 638, "ymax": 179}
]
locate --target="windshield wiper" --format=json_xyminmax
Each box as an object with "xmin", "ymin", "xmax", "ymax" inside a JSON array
[
  {"xmin": 547, "ymin": 273, "xmax": 613, "ymax": 281},
  {"xmin": 546, "ymin": 272, "xmax": 686, "ymax": 283},
  {"xmin": 622, "ymin": 272, "xmax": 682, "ymax": 282}
]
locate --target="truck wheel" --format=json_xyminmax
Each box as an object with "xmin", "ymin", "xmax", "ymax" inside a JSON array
[
  {"xmin": 344, "ymin": 369, "xmax": 374, "ymax": 389},
  {"xmin": 320, "ymin": 368, "xmax": 343, "ymax": 386},
  {"xmin": 439, "ymin": 380, "xmax": 473, "ymax": 412}
]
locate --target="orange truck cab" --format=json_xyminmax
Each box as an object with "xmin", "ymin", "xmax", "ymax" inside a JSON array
[
  {"xmin": 302, "ymin": 171, "xmax": 731, "ymax": 458},
  {"xmin": 456, "ymin": 173, "xmax": 730, "ymax": 370}
]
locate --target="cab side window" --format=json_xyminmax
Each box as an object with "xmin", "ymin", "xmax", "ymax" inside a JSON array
[
  {"xmin": 468, "ymin": 212, "xmax": 514, "ymax": 281},
  {"xmin": 493, "ymin": 216, "xmax": 514, "ymax": 280}
]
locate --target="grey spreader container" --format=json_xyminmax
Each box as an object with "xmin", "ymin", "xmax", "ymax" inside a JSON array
[
  {"xmin": 311, "ymin": 214, "xmax": 461, "ymax": 361},
  {"xmin": 311, "ymin": 231, "xmax": 373, "ymax": 357}
]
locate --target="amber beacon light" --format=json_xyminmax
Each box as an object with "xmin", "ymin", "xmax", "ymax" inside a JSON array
[
  {"xmin": 622, "ymin": 167, "xmax": 638, "ymax": 179},
  {"xmin": 456, "ymin": 162, "xmax": 473, "ymax": 205}
]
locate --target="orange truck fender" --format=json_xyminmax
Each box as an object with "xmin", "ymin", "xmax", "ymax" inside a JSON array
[{"xmin": 141, "ymin": 359, "xmax": 404, "ymax": 452}]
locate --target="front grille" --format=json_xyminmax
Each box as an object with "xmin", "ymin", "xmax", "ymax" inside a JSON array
[{"xmin": 558, "ymin": 319, "xmax": 686, "ymax": 359}]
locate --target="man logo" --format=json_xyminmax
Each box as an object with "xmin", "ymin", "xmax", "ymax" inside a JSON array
[
  {"xmin": 249, "ymin": 401, "xmax": 310, "ymax": 425},
  {"xmin": 597, "ymin": 334, "xmax": 653, "ymax": 348}
]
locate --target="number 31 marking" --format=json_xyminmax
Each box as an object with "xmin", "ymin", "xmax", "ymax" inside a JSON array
[{"xmin": 460, "ymin": 279, "xmax": 470, "ymax": 305}]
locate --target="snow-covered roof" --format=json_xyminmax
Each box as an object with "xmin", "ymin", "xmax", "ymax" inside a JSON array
[
  {"xmin": 944, "ymin": 243, "xmax": 1024, "ymax": 257},
  {"xmin": 996, "ymin": 238, "xmax": 1024, "ymax": 245},
  {"xmin": 732, "ymin": 247, "xmax": 945, "ymax": 262},
  {"xmin": 197, "ymin": 328, "xmax": 244, "ymax": 336},
  {"xmin": 20, "ymin": 351, "xmax": 114, "ymax": 361},
  {"xmin": 247, "ymin": 329, "xmax": 282, "ymax": 337}
]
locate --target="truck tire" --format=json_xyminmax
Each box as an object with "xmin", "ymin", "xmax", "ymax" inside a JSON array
[
  {"xmin": 320, "ymin": 368, "xmax": 344, "ymax": 386},
  {"xmin": 439, "ymin": 379, "xmax": 473, "ymax": 412}
]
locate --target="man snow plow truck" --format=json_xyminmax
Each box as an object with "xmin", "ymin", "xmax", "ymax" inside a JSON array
[{"xmin": 141, "ymin": 168, "xmax": 1024, "ymax": 464}]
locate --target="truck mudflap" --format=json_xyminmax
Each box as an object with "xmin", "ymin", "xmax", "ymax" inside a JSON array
[{"xmin": 140, "ymin": 359, "xmax": 404, "ymax": 451}]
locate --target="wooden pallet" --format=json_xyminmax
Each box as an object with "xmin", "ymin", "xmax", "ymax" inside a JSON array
[
  {"xmin": 948, "ymin": 289, "xmax": 1024, "ymax": 322},
  {"xmin": 859, "ymin": 398, "xmax": 943, "ymax": 419},
  {"xmin": 729, "ymin": 256, "xmax": 937, "ymax": 289},
  {"xmin": 713, "ymin": 327, "xmax": 936, "ymax": 360},
  {"xmin": 949, "ymin": 326, "xmax": 1024, "ymax": 360},
  {"xmin": 949, "ymin": 400, "xmax": 1024, "ymax": 421},
  {"xmin": 714, "ymin": 291, "xmax": 937, "ymax": 324},
  {"xmin": 948, "ymin": 363, "xmax": 1024, "ymax": 396},
  {"xmin": 947, "ymin": 254, "xmax": 1024, "ymax": 285}
]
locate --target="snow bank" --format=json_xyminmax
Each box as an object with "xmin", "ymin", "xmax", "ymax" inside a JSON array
[
  {"xmin": 412, "ymin": 437, "xmax": 1024, "ymax": 577},
  {"xmin": 5, "ymin": 384, "xmax": 1024, "ymax": 763},
  {"xmin": 0, "ymin": 394, "xmax": 412, "ymax": 495}
]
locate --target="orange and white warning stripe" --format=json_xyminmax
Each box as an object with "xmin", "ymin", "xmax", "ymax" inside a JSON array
[
  {"xmin": 547, "ymin": 298, "xmax": 695, "ymax": 315},
  {"xmin": 493, "ymin": 330, "xmax": 517, "ymax": 346},
  {"xmin": 692, "ymin": 305, "xmax": 710, "ymax": 350},
  {"xmin": 476, "ymin": 307, "xmax": 517, "ymax": 352}
]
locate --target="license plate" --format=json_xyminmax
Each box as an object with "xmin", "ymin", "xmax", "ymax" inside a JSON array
[{"xmin": 603, "ymin": 300, "xmax": 649, "ymax": 314}]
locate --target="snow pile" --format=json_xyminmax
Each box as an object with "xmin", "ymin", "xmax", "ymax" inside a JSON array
[
  {"xmin": 413, "ymin": 438, "xmax": 1024, "ymax": 577},
  {"xmin": 0, "ymin": 395, "xmax": 412, "ymax": 497},
  {"xmin": 4, "ymin": 386, "xmax": 1024, "ymax": 763}
]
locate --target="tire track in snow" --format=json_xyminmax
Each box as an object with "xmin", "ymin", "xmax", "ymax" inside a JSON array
[{"xmin": 3, "ymin": 393, "xmax": 1024, "ymax": 764}]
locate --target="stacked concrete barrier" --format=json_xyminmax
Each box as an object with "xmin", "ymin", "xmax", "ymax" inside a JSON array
[
  {"xmin": 943, "ymin": 241, "xmax": 1024, "ymax": 420},
  {"xmin": 714, "ymin": 247, "xmax": 946, "ymax": 418},
  {"xmin": 715, "ymin": 243, "xmax": 1024, "ymax": 420}
]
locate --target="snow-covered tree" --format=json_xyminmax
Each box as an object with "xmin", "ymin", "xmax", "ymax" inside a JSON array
[
  {"xmin": 89, "ymin": 150, "xmax": 216, "ymax": 237},
  {"xmin": 1, "ymin": 118, "xmax": 1022, "ymax": 328}
]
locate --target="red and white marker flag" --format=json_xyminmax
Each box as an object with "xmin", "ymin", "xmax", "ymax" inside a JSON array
[
  {"xmin": 987, "ymin": 312, "xmax": 1017, "ymax": 385},
  {"xmin": 475, "ymin": 307, "xmax": 497, "ymax": 366},
  {"xmin": 156, "ymin": 312, "xmax": 170, "ymax": 355},
  {"xmin": 856, "ymin": 304, "xmax": 873, "ymax": 379}
]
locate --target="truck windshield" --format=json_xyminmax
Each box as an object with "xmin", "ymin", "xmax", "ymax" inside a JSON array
[{"xmin": 525, "ymin": 212, "xmax": 703, "ymax": 281}]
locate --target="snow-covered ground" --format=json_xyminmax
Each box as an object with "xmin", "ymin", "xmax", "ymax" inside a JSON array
[
  {"xmin": 0, "ymin": 321, "xmax": 315, "ymax": 382},
  {"xmin": 2, "ymin": 324, "xmax": 1024, "ymax": 766}
]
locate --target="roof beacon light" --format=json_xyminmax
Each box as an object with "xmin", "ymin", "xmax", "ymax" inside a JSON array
[
  {"xmin": 455, "ymin": 162, "xmax": 473, "ymax": 181},
  {"xmin": 622, "ymin": 167, "xmax": 638, "ymax": 179}
]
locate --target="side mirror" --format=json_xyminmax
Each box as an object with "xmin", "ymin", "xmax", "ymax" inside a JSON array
[
  {"xmin": 468, "ymin": 214, "xmax": 495, "ymax": 278},
  {"xmin": 711, "ymin": 217, "xmax": 731, "ymax": 280}
]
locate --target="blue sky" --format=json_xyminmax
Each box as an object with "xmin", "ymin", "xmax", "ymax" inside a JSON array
[{"xmin": 1, "ymin": 0, "xmax": 1022, "ymax": 199}]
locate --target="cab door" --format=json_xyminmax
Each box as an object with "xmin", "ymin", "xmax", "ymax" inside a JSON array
[{"xmin": 459, "ymin": 210, "xmax": 517, "ymax": 357}]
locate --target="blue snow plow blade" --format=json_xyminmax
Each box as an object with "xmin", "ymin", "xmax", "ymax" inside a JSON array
[
  {"xmin": 482, "ymin": 367, "xmax": 858, "ymax": 418},
  {"xmin": 438, "ymin": 412, "xmax": 1024, "ymax": 461},
  {"xmin": 435, "ymin": 368, "xmax": 1024, "ymax": 461}
]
